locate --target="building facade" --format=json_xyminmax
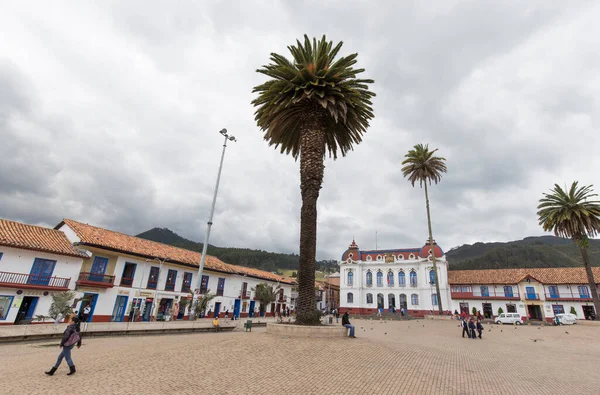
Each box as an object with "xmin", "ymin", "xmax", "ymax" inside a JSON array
[
  {"xmin": 338, "ymin": 240, "xmax": 451, "ymax": 316},
  {"xmin": 0, "ymin": 219, "xmax": 88, "ymax": 325},
  {"xmin": 449, "ymin": 268, "xmax": 599, "ymax": 322}
]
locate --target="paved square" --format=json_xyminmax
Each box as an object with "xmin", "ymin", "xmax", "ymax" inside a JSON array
[{"xmin": 1, "ymin": 319, "xmax": 599, "ymax": 394}]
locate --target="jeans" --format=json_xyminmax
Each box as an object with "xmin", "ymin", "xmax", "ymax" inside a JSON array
[
  {"xmin": 54, "ymin": 345, "xmax": 75, "ymax": 368},
  {"xmin": 336, "ymin": 317, "xmax": 339, "ymax": 323},
  {"xmin": 344, "ymin": 324, "xmax": 355, "ymax": 337}
]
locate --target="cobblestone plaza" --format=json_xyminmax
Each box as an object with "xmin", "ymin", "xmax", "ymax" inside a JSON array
[{"xmin": 1, "ymin": 319, "xmax": 599, "ymax": 395}]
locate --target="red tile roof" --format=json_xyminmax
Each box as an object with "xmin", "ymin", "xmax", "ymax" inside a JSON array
[
  {"xmin": 58, "ymin": 219, "xmax": 295, "ymax": 285},
  {"xmin": 0, "ymin": 219, "xmax": 89, "ymax": 259},
  {"xmin": 448, "ymin": 268, "xmax": 600, "ymax": 285}
]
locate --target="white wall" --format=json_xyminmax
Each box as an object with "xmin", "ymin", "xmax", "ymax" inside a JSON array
[{"xmin": 0, "ymin": 246, "xmax": 84, "ymax": 324}]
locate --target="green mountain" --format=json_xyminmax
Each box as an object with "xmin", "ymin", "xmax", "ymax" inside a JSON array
[{"xmin": 446, "ymin": 236, "xmax": 600, "ymax": 270}]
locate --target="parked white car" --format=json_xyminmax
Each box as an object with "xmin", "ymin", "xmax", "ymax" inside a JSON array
[
  {"xmin": 555, "ymin": 313, "xmax": 577, "ymax": 325},
  {"xmin": 495, "ymin": 313, "xmax": 523, "ymax": 325}
]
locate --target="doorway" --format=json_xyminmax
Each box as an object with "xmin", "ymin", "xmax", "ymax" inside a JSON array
[
  {"xmin": 377, "ymin": 294, "xmax": 384, "ymax": 309},
  {"xmin": 582, "ymin": 305, "xmax": 596, "ymax": 320},
  {"xmin": 233, "ymin": 299, "xmax": 241, "ymax": 319},
  {"xmin": 142, "ymin": 299, "xmax": 153, "ymax": 321},
  {"xmin": 482, "ymin": 303, "xmax": 493, "ymax": 319},
  {"xmin": 80, "ymin": 293, "xmax": 98, "ymax": 322},
  {"xmin": 388, "ymin": 294, "xmax": 396, "ymax": 311},
  {"xmin": 527, "ymin": 304, "xmax": 543, "ymax": 320},
  {"xmin": 111, "ymin": 295, "xmax": 128, "ymax": 322},
  {"xmin": 399, "ymin": 294, "xmax": 407, "ymax": 310},
  {"xmin": 214, "ymin": 302, "xmax": 221, "ymax": 318},
  {"xmin": 14, "ymin": 296, "xmax": 39, "ymax": 324},
  {"xmin": 157, "ymin": 298, "xmax": 173, "ymax": 321},
  {"xmin": 459, "ymin": 303, "xmax": 469, "ymax": 315},
  {"xmin": 249, "ymin": 301, "xmax": 256, "ymax": 317}
]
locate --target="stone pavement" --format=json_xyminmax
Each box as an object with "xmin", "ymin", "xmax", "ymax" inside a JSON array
[{"xmin": 1, "ymin": 319, "xmax": 599, "ymax": 395}]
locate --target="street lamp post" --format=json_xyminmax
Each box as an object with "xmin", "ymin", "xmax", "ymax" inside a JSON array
[{"xmin": 190, "ymin": 128, "xmax": 237, "ymax": 320}]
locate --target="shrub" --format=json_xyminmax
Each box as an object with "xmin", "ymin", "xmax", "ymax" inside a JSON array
[
  {"xmin": 472, "ymin": 307, "xmax": 477, "ymax": 316},
  {"xmin": 570, "ymin": 306, "xmax": 577, "ymax": 315},
  {"xmin": 497, "ymin": 307, "xmax": 504, "ymax": 315}
]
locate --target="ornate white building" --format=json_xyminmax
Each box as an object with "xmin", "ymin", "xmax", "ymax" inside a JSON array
[{"xmin": 338, "ymin": 239, "xmax": 451, "ymax": 316}]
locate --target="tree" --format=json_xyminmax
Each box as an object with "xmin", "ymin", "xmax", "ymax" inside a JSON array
[
  {"xmin": 48, "ymin": 291, "xmax": 76, "ymax": 320},
  {"xmin": 252, "ymin": 283, "xmax": 280, "ymax": 317},
  {"xmin": 193, "ymin": 291, "xmax": 216, "ymax": 319},
  {"xmin": 498, "ymin": 307, "xmax": 504, "ymax": 315},
  {"xmin": 402, "ymin": 144, "xmax": 447, "ymax": 314},
  {"xmin": 570, "ymin": 306, "xmax": 578, "ymax": 316},
  {"xmin": 537, "ymin": 182, "xmax": 600, "ymax": 317},
  {"xmin": 472, "ymin": 306, "xmax": 477, "ymax": 316},
  {"xmin": 252, "ymin": 35, "xmax": 375, "ymax": 324}
]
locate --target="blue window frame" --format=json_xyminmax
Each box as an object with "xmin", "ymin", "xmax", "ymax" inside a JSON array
[
  {"xmin": 0, "ymin": 252, "xmax": 3, "ymax": 261},
  {"xmin": 431, "ymin": 294, "xmax": 438, "ymax": 306},
  {"xmin": 578, "ymin": 286, "xmax": 590, "ymax": 298},
  {"xmin": 376, "ymin": 271, "xmax": 383, "ymax": 287},
  {"xmin": 548, "ymin": 286, "xmax": 559, "ymax": 298},
  {"xmin": 200, "ymin": 275, "xmax": 209, "ymax": 293},
  {"xmin": 348, "ymin": 271, "xmax": 354, "ymax": 286},
  {"xmin": 217, "ymin": 278, "xmax": 225, "ymax": 296},
  {"xmin": 28, "ymin": 258, "xmax": 56, "ymax": 285},
  {"xmin": 552, "ymin": 304, "xmax": 565, "ymax": 315},
  {"xmin": 410, "ymin": 271, "xmax": 417, "ymax": 286},
  {"xmin": 366, "ymin": 271, "xmax": 372, "ymax": 286},
  {"xmin": 182, "ymin": 272, "xmax": 193, "ymax": 293},
  {"xmin": 429, "ymin": 270, "xmax": 435, "ymax": 285},
  {"xmin": 120, "ymin": 262, "xmax": 137, "ymax": 287},
  {"xmin": 165, "ymin": 269, "xmax": 177, "ymax": 291},
  {"xmin": 147, "ymin": 266, "xmax": 159, "ymax": 289},
  {"xmin": 480, "ymin": 286, "xmax": 489, "ymax": 297},
  {"xmin": 0, "ymin": 295, "xmax": 14, "ymax": 320},
  {"xmin": 504, "ymin": 286, "xmax": 514, "ymax": 298},
  {"xmin": 387, "ymin": 271, "xmax": 394, "ymax": 286},
  {"xmin": 411, "ymin": 294, "xmax": 419, "ymax": 305},
  {"xmin": 526, "ymin": 286, "xmax": 537, "ymax": 299},
  {"xmin": 89, "ymin": 256, "xmax": 109, "ymax": 282},
  {"xmin": 398, "ymin": 271, "xmax": 405, "ymax": 287}
]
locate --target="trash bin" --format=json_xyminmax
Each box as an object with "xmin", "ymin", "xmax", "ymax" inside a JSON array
[{"xmin": 328, "ymin": 316, "xmax": 333, "ymax": 325}]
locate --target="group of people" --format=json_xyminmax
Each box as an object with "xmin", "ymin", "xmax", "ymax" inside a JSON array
[
  {"xmin": 376, "ymin": 307, "xmax": 407, "ymax": 317},
  {"xmin": 461, "ymin": 316, "xmax": 484, "ymax": 339}
]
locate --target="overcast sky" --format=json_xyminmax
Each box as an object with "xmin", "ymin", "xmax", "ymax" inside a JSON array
[{"xmin": 1, "ymin": 1, "xmax": 599, "ymax": 260}]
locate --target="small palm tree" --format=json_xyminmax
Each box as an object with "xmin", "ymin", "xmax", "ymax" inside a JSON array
[
  {"xmin": 402, "ymin": 144, "xmax": 447, "ymax": 314},
  {"xmin": 537, "ymin": 182, "xmax": 600, "ymax": 317},
  {"xmin": 194, "ymin": 291, "xmax": 217, "ymax": 318},
  {"xmin": 252, "ymin": 35, "xmax": 375, "ymax": 324},
  {"xmin": 252, "ymin": 283, "xmax": 280, "ymax": 317}
]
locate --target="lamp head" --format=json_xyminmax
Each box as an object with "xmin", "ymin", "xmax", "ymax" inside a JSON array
[{"xmin": 219, "ymin": 128, "xmax": 228, "ymax": 136}]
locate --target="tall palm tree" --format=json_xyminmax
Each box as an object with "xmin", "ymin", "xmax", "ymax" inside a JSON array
[
  {"xmin": 537, "ymin": 182, "xmax": 600, "ymax": 317},
  {"xmin": 252, "ymin": 35, "xmax": 375, "ymax": 324},
  {"xmin": 401, "ymin": 144, "xmax": 447, "ymax": 314}
]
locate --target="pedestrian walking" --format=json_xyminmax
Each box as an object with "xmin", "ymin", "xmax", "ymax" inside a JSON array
[
  {"xmin": 461, "ymin": 318, "xmax": 470, "ymax": 338},
  {"xmin": 377, "ymin": 307, "xmax": 382, "ymax": 318},
  {"xmin": 468, "ymin": 318, "xmax": 476, "ymax": 340},
  {"xmin": 476, "ymin": 319, "xmax": 484, "ymax": 339},
  {"xmin": 45, "ymin": 315, "xmax": 82, "ymax": 376},
  {"xmin": 342, "ymin": 311, "xmax": 356, "ymax": 338},
  {"xmin": 224, "ymin": 309, "xmax": 229, "ymax": 319}
]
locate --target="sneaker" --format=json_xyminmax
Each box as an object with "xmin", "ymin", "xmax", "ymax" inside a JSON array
[{"xmin": 349, "ymin": 335, "xmax": 356, "ymax": 338}]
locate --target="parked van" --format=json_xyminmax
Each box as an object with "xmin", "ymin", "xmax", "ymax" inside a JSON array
[{"xmin": 495, "ymin": 313, "xmax": 523, "ymax": 325}]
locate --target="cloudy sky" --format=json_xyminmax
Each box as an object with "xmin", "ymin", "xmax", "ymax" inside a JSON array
[{"xmin": 1, "ymin": 1, "xmax": 599, "ymax": 260}]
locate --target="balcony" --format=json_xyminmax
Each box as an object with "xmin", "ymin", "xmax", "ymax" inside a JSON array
[
  {"xmin": 165, "ymin": 282, "xmax": 175, "ymax": 292},
  {"xmin": 77, "ymin": 272, "xmax": 115, "ymax": 288},
  {"xmin": 181, "ymin": 285, "xmax": 191, "ymax": 294},
  {"xmin": 544, "ymin": 292, "xmax": 592, "ymax": 302},
  {"xmin": 450, "ymin": 290, "xmax": 521, "ymax": 301},
  {"xmin": 120, "ymin": 277, "xmax": 133, "ymax": 287},
  {"xmin": 147, "ymin": 280, "xmax": 157, "ymax": 290},
  {"xmin": 240, "ymin": 291, "xmax": 251, "ymax": 300},
  {"xmin": 525, "ymin": 293, "xmax": 539, "ymax": 300},
  {"xmin": 0, "ymin": 271, "xmax": 70, "ymax": 291},
  {"xmin": 277, "ymin": 296, "xmax": 287, "ymax": 303}
]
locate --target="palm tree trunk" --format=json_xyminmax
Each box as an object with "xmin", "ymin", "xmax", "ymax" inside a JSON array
[
  {"xmin": 578, "ymin": 246, "xmax": 600, "ymax": 319},
  {"xmin": 296, "ymin": 118, "xmax": 325, "ymax": 325},
  {"xmin": 424, "ymin": 182, "xmax": 443, "ymax": 314}
]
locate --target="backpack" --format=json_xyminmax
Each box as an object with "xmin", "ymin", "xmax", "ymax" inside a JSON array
[{"xmin": 64, "ymin": 330, "xmax": 81, "ymax": 347}]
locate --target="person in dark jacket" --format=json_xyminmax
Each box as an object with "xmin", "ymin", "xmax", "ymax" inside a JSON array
[
  {"xmin": 45, "ymin": 315, "xmax": 82, "ymax": 376},
  {"xmin": 341, "ymin": 311, "xmax": 356, "ymax": 338},
  {"xmin": 476, "ymin": 319, "xmax": 484, "ymax": 339},
  {"xmin": 461, "ymin": 317, "xmax": 470, "ymax": 338},
  {"xmin": 468, "ymin": 318, "xmax": 476, "ymax": 340}
]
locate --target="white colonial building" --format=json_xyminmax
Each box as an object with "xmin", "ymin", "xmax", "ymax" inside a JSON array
[{"xmin": 338, "ymin": 239, "xmax": 452, "ymax": 316}]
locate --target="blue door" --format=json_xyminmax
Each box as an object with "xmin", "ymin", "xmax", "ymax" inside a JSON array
[
  {"xmin": 233, "ymin": 299, "xmax": 241, "ymax": 319},
  {"xmin": 526, "ymin": 286, "xmax": 537, "ymax": 299},
  {"xmin": 214, "ymin": 302, "xmax": 221, "ymax": 318},
  {"xmin": 25, "ymin": 297, "xmax": 38, "ymax": 320},
  {"xmin": 111, "ymin": 295, "xmax": 128, "ymax": 322},
  {"xmin": 82, "ymin": 293, "xmax": 98, "ymax": 322},
  {"xmin": 28, "ymin": 259, "xmax": 56, "ymax": 285},
  {"xmin": 90, "ymin": 257, "xmax": 108, "ymax": 282},
  {"xmin": 142, "ymin": 300, "xmax": 153, "ymax": 321},
  {"xmin": 249, "ymin": 301, "xmax": 256, "ymax": 317}
]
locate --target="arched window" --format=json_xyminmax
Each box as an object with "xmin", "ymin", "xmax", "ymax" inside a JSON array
[
  {"xmin": 376, "ymin": 271, "xmax": 383, "ymax": 287},
  {"xmin": 347, "ymin": 270, "xmax": 354, "ymax": 286},
  {"xmin": 431, "ymin": 294, "xmax": 438, "ymax": 306},
  {"xmin": 366, "ymin": 271, "xmax": 373, "ymax": 286},
  {"xmin": 429, "ymin": 270, "xmax": 435, "ymax": 285},
  {"xmin": 410, "ymin": 271, "xmax": 417, "ymax": 287},
  {"xmin": 411, "ymin": 294, "xmax": 419, "ymax": 305},
  {"xmin": 347, "ymin": 292, "xmax": 354, "ymax": 304},
  {"xmin": 366, "ymin": 293, "xmax": 373, "ymax": 304},
  {"xmin": 387, "ymin": 271, "xmax": 394, "ymax": 286},
  {"xmin": 398, "ymin": 271, "xmax": 405, "ymax": 287}
]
